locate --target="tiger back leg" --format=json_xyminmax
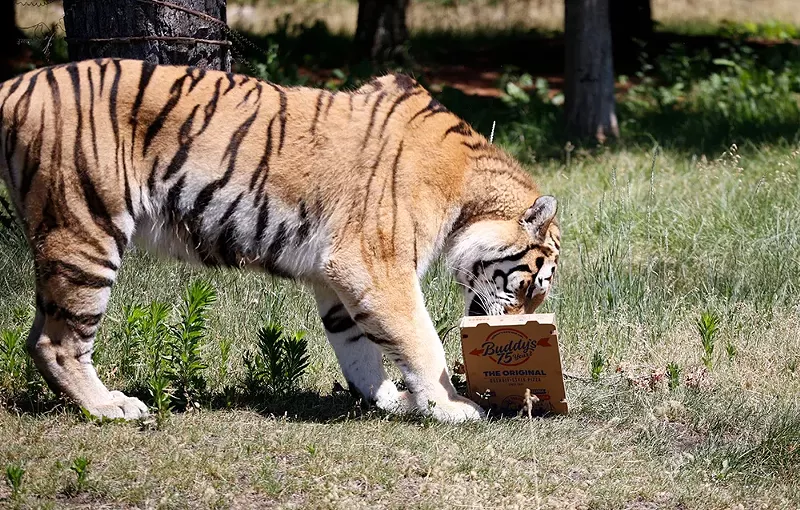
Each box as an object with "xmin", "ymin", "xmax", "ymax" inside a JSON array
[
  {"xmin": 323, "ymin": 257, "xmax": 485, "ymax": 423},
  {"xmin": 27, "ymin": 227, "xmax": 148, "ymax": 420},
  {"xmin": 314, "ymin": 286, "xmax": 412, "ymax": 413}
]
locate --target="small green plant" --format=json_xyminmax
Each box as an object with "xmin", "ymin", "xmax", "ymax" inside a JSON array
[
  {"xmin": 0, "ymin": 194, "xmax": 22, "ymax": 243},
  {"xmin": 725, "ymin": 342, "xmax": 737, "ymax": 362},
  {"xmin": 244, "ymin": 323, "xmax": 309, "ymax": 397},
  {"xmin": 69, "ymin": 456, "xmax": 90, "ymax": 492},
  {"xmin": 117, "ymin": 304, "xmax": 147, "ymax": 380},
  {"xmin": 5, "ymin": 462, "xmax": 24, "ymax": 499},
  {"xmin": 697, "ymin": 311, "xmax": 721, "ymax": 369},
  {"xmin": 590, "ymin": 351, "xmax": 606, "ymax": 381},
  {"xmin": 143, "ymin": 301, "xmax": 171, "ymax": 379},
  {"xmin": 166, "ymin": 280, "xmax": 216, "ymax": 410},
  {"xmin": 148, "ymin": 373, "xmax": 173, "ymax": 425},
  {"xmin": 666, "ymin": 362, "xmax": 682, "ymax": 391},
  {"xmin": 0, "ymin": 327, "xmax": 25, "ymax": 391},
  {"xmin": 218, "ymin": 336, "xmax": 233, "ymax": 384}
]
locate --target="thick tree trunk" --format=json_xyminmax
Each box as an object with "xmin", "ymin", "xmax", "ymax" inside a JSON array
[
  {"xmin": 564, "ymin": 0, "xmax": 619, "ymax": 142},
  {"xmin": 63, "ymin": 0, "xmax": 231, "ymax": 71},
  {"xmin": 0, "ymin": 1, "xmax": 25, "ymax": 80},
  {"xmin": 610, "ymin": 0, "xmax": 652, "ymax": 71},
  {"xmin": 354, "ymin": 0, "xmax": 409, "ymax": 64}
]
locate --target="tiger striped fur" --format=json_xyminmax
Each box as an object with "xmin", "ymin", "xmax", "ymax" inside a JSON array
[{"xmin": 0, "ymin": 59, "xmax": 560, "ymax": 423}]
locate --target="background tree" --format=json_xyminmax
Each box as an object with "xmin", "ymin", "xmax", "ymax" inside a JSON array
[
  {"xmin": 0, "ymin": 2, "xmax": 26, "ymax": 80},
  {"xmin": 63, "ymin": 0, "xmax": 232, "ymax": 71},
  {"xmin": 610, "ymin": 0, "xmax": 653, "ymax": 71},
  {"xmin": 354, "ymin": 0, "xmax": 410, "ymax": 65},
  {"xmin": 564, "ymin": 0, "xmax": 619, "ymax": 142}
]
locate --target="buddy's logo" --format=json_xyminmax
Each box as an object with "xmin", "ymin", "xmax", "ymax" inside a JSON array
[{"xmin": 469, "ymin": 328, "xmax": 551, "ymax": 366}]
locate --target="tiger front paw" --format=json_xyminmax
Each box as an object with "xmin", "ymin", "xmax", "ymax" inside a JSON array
[{"xmin": 423, "ymin": 394, "xmax": 486, "ymax": 423}]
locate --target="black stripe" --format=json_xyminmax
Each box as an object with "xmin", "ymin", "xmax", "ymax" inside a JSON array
[
  {"xmin": 87, "ymin": 67, "xmax": 100, "ymax": 164},
  {"xmin": 163, "ymin": 105, "xmax": 199, "ymax": 181},
  {"xmin": 409, "ymin": 98, "xmax": 448, "ymax": 123},
  {"xmin": 147, "ymin": 155, "xmax": 159, "ymax": 195},
  {"xmin": 5, "ymin": 72, "xmax": 43, "ymax": 175},
  {"xmin": 161, "ymin": 82, "xmax": 221, "ymax": 181},
  {"xmin": 144, "ymin": 74, "xmax": 191, "ymax": 154},
  {"xmin": 68, "ymin": 64, "xmax": 128, "ymax": 255},
  {"xmin": 296, "ymin": 201, "xmax": 310, "ymax": 244},
  {"xmin": 352, "ymin": 311, "xmax": 371, "ymax": 323},
  {"xmin": 216, "ymin": 222, "xmax": 239, "ymax": 267},
  {"xmin": 224, "ymin": 73, "xmax": 236, "ymax": 94},
  {"xmin": 238, "ymin": 82, "xmax": 262, "ymax": 107},
  {"xmin": 187, "ymin": 66, "xmax": 206, "ymax": 93},
  {"xmin": 40, "ymin": 259, "xmax": 114, "ymax": 288},
  {"xmin": 462, "ymin": 141, "xmax": 489, "ymax": 151},
  {"xmin": 474, "ymin": 246, "xmax": 535, "ymax": 279},
  {"xmin": 20, "ymin": 109, "xmax": 45, "ymax": 200},
  {"xmin": 412, "ymin": 223, "xmax": 418, "ymax": 270},
  {"xmin": 443, "ymin": 121, "xmax": 472, "ymax": 140},
  {"xmin": 394, "ymin": 74, "xmax": 417, "ymax": 91},
  {"xmin": 266, "ymin": 83, "xmax": 287, "ymax": 154},
  {"xmin": 389, "ymin": 141, "xmax": 403, "ymax": 255},
  {"xmin": 97, "ymin": 59, "xmax": 107, "ymax": 97},
  {"xmin": 109, "ymin": 60, "xmax": 122, "ymax": 175},
  {"xmin": 322, "ymin": 304, "xmax": 356, "ymax": 333},
  {"xmin": 36, "ymin": 295, "xmax": 103, "ymax": 328},
  {"xmin": 219, "ymin": 192, "xmax": 243, "ymax": 226},
  {"xmin": 324, "ymin": 92, "xmax": 336, "ymax": 117},
  {"xmin": 361, "ymin": 91, "xmax": 387, "ymax": 149},
  {"xmin": 267, "ymin": 221, "xmax": 288, "ymax": 259},
  {"xmin": 378, "ymin": 90, "xmax": 421, "ymax": 140},
  {"xmin": 254, "ymin": 195, "xmax": 270, "ymax": 243},
  {"xmin": 359, "ymin": 138, "xmax": 390, "ymax": 223},
  {"xmin": 310, "ymin": 90, "xmax": 325, "ymax": 137},
  {"xmin": 165, "ymin": 175, "xmax": 186, "ymax": 222},
  {"xmin": 123, "ymin": 150, "xmax": 135, "ymax": 217},
  {"xmin": 79, "ymin": 251, "xmax": 119, "ymax": 271},
  {"xmin": 190, "ymin": 107, "xmax": 259, "ymax": 218},
  {"xmin": 130, "ymin": 61, "xmax": 157, "ymax": 153},
  {"xmin": 44, "ymin": 70, "xmax": 63, "ymax": 176},
  {"xmin": 365, "ymin": 333, "xmax": 392, "ymax": 345},
  {"xmin": 34, "ymin": 192, "xmax": 60, "ymax": 235},
  {"xmin": 250, "ymin": 115, "xmax": 276, "ymax": 203}
]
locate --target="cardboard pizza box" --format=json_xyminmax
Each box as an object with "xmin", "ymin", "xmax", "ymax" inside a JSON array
[{"xmin": 459, "ymin": 313, "xmax": 568, "ymax": 416}]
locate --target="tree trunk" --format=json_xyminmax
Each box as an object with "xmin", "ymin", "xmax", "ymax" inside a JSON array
[
  {"xmin": 564, "ymin": 0, "xmax": 619, "ymax": 143},
  {"xmin": 354, "ymin": 0, "xmax": 410, "ymax": 65},
  {"xmin": 63, "ymin": 0, "xmax": 231, "ymax": 71},
  {"xmin": 0, "ymin": 1, "xmax": 25, "ymax": 80},
  {"xmin": 610, "ymin": 0, "xmax": 652, "ymax": 72}
]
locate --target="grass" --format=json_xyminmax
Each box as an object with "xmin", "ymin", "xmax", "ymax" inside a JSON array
[{"xmin": 4, "ymin": 3, "xmax": 800, "ymax": 508}]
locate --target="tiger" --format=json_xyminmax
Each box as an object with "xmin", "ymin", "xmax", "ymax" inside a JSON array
[{"xmin": 0, "ymin": 59, "xmax": 560, "ymax": 423}]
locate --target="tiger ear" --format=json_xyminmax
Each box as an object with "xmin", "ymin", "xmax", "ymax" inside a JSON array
[{"xmin": 521, "ymin": 195, "xmax": 557, "ymax": 241}]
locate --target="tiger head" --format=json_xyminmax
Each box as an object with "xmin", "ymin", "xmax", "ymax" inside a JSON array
[{"xmin": 449, "ymin": 195, "xmax": 560, "ymax": 316}]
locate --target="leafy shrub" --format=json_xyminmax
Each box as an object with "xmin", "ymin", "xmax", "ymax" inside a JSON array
[
  {"xmin": 697, "ymin": 311, "xmax": 721, "ymax": 369},
  {"xmin": 244, "ymin": 323, "xmax": 310, "ymax": 397},
  {"xmin": 165, "ymin": 280, "xmax": 217, "ymax": 410},
  {"xmin": 5, "ymin": 462, "xmax": 24, "ymax": 499}
]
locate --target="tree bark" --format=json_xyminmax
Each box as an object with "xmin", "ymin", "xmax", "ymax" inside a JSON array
[
  {"xmin": 610, "ymin": 0, "xmax": 652, "ymax": 71},
  {"xmin": 63, "ymin": 0, "xmax": 231, "ymax": 71},
  {"xmin": 564, "ymin": 0, "xmax": 619, "ymax": 143},
  {"xmin": 0, "ymin": 1, "xmax": 25, "ymax": 80},
  {"xmin": 354, "ymin": 0, "xmax": 410, "ymax": 65}
]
